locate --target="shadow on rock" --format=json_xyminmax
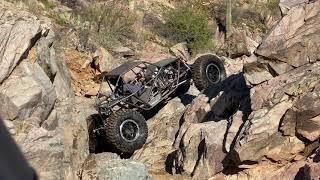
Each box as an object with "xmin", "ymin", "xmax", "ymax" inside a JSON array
[
  {"xmin": 167, "ymin": 73, "xmax": 252, "ymax": 178},
  {"xmin": 205, "ymin": 73, "xmax": 252, "ymax": 173},
  {"xmin": 203, "ymin": 73, "xmax": 251, "ymax": 122},
  {"xmin": 140, "ymin": 101, "xmax": 167, "ymax": 120},
  {"xmin": 178, "ymin": 94, "xmax": 197, "ymax": 106}
]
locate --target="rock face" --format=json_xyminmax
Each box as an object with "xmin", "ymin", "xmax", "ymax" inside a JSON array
[
  {"xmin": 0, "ymin": 1, "xmax": 41, "ymax": 83},
  {"xmin": 134, "ymin": 1, "xmax": 320, "ymax": 179},
  {"xmin": 220, "ymin": 0, "xmax": 320, "ymax": 178},
  {"xmin": 279, "ymin": 0, "xmax": 309, "ymax": 15},
  {"xmin": 243, "ymin": 61, "xmax": 273, "ymax": 85},
  {"xmin": 255, "ymin": 1, "xmax": 320, "ymax": 68},
  {"xmin": 0, "ymin": 2, "xmax": 149, "ymax": 180},
  {"xmin": 0, "ymin": 3, "xmax": 65, "ymax": 179},
  {"xmin": 233, "ymin": 61, "xmax": 320, "ymax": 164},
  {"xmin": 0, "ymin": 61, "xmax": 57, "ymax": 121}
]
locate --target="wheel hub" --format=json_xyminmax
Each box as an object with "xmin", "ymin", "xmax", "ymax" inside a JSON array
[
  {"xmin": 206, "ymin": 63, "xmax": 221, "ymax": 84},
  {"xmin": 120, "ymin": 119, "xmax": 140, "ymax": 142}
]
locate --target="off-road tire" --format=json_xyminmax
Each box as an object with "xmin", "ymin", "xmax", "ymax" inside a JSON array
[
  {"xmin": 192, "ymin": 55, "xmax": 226, "ymax": 91},
  {"xmin": 105, "ymin": 109, "xmax": 148, "ymax": 153}
]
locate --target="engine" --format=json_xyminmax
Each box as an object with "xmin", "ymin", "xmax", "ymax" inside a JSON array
[{"xmin": 157, "ymin": 66, "xmax": 177, "ymax": 90}]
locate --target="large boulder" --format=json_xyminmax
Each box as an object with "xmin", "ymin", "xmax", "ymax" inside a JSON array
[
  {"xmin": 167, "ymin": 73, "xmax": 249, "ymax": 179},
  {"xmin": 82, "ymin": 153, "xmax": 150, "ymax": 180},
  {"xmin": 224, "ymin": 55, "xmax": 257, "ymax": 76},
  {"xmin": 92, "ymin": 47, "xmax": 117, "ymax": 73},
  {"xmin": 294, "ymin": 84, "xmax": 320, "ymax": 141},
  {"xmin": 35, "ymin": 21, "xmax": 74, "ymax": 100},
  {"xmin": 36, "ymin": 21, "xmax": 58, "ymax": 81},
  {"xmin": 14, "ymin": 127, "xmax": 64, "ymax": 180},
  {"xmin": 243, "ymin": 61, "xmax": 274, "ymax": 85},
  {"xmin": 279, "ymin": 109, "xmax": 297, "ymax": 137},
  {"xmin": 279, "ymin": 0, "xmax": 309, "ymax": 15},
  {"xmin": 297, "ymin": 115, "xmax": 320, "ymax": 142},
  {"xmin": 132, "ymin": 98, "xmax": 186, "ymax": 174},
  {"xmin": 0, "ymin": 61, "xmax": 57, "ymax": 122},
  {"xmin": 174, "ymin": 121, "xmax": 228, "ymax": 180},
  {"xmin": 224, "ymin": 111, "xmax": 245, "ymax": 152},
  {"xmin": 0, "ymin": 1, "xmax": 42, "ymax": 83},
  {"xmin": 256, "ymin": 1, "xmax": 320, "ymax": 69},
  {"xmin": 182, "ymin": 94, "xmax": 211, "ymax": 123},
  {"xmin": 226, "ymin": 30, "xmax": 259, "ymax": 59}
]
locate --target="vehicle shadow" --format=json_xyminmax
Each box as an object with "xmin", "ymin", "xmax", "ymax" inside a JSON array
[
  {"xmin": 178, "ymin": 93, "xmax": 197, "ymax": 106},
  {"xmin": 202, "ymin": 72, "xmax": 251, "ymax": 122}
]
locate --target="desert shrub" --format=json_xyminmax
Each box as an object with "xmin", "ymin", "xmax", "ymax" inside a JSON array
[
  {"xmin": 38, "ymin": 0, "xmax": 55, "ymax": 9},
  {"xmin": 262, "ymin": 0, "xmax": 281, "ymax": 20},
  {"xmin": 57, "ymin": 0, "xmax": 79, "ymax": 9},
  {"xmin": 73, "ymin": 3, "xmax": 136, "ymax": 49},
  {"xmin": 232, "ymin": 7, "xmax": 267, "ymax": 32},
  {"xmin": 50, "ymin": 12, "xmax": 71, "ymax": 26},
  {"xmin": 5, "ymin": 0, "xmax": 54, "ymax": 13},
  {"xmin": 161, "ymin": 5, "xmax": 213, "ymax": 53}
]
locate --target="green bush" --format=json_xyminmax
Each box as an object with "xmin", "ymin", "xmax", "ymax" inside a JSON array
[
  {"xmin": 161, "ymin": 5, "xmax": 213, "ymax": 53},
  {"xmin": 51, "ymin": 12, "xmax": 70, "ymax": 26}
]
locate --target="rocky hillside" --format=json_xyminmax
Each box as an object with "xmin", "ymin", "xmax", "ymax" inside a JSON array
[{"xmin": 0, "ymin": 0, "xmax": 319, "ymax": 180}]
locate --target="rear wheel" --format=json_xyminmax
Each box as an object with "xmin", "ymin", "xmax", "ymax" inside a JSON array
[
  {"xmin": 192, "ymin": 55, "xmax": 226, "ymax": 91},
  {"xmin": 105, "ymin": 109, "xmax": 148, "ymax": 153}
]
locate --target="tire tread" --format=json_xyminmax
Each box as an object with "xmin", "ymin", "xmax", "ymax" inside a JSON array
[{"xmin": 105, "ymin": 109, "xmax": 147, "ymax": 153}]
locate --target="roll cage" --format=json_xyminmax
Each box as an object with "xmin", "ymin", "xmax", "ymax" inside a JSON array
[{"xmin": 95, "ymin": 58, "xmax": 190, "ymax": 115}]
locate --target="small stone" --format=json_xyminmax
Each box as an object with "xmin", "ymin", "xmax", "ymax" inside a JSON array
[{"xmin": 42, "ymin": 110, "xmax": 58, "ymax": 131}]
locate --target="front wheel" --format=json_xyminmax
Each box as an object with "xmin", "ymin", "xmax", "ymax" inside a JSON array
[
  {"xmin": 105, "ymin": 109, "xmax": 148, "ymax": 153},
  {"xmin": 192, "ymin": 54, "xmax": 226, "ymax": 91}
]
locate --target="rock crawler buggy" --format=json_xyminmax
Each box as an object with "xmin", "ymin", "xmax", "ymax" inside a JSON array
[{"xmin": 94, "ymin": 54, "xmax": 226, "ymax": 153}]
